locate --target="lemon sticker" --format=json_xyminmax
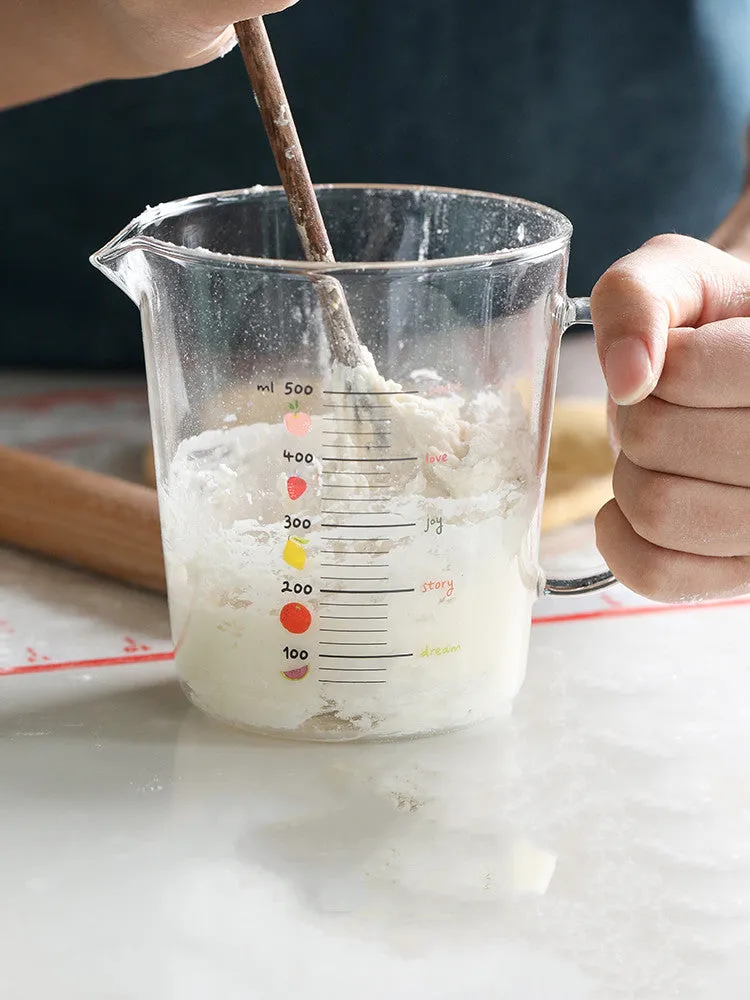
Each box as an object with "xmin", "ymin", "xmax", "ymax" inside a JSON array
[{"xmin": 283, "ymin": 536, "xmax": 309, "ymax": 571}]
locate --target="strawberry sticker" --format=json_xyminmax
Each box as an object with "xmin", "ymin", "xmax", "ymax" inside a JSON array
[{"xmin": 287, "ymin": 476, "xmax": 307, "ymax": 501}]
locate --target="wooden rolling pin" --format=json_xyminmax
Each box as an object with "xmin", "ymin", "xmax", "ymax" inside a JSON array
[
  {"xmin": 0, "ymin": 397, "xmax": 612, "ymax": 595},
  {"xmin": 0, "ymin": 444, "xmax": 166, "ymax": 593}
]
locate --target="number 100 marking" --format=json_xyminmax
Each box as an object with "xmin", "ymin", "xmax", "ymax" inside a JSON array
[{"xmin": 283, "ymin": 647, "xmax": 309, "ymax": 661}]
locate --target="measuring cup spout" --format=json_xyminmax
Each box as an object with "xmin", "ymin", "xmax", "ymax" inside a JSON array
[{"xmin": 90, "ymin": 209, "xmax": 171, "ymax": 303}]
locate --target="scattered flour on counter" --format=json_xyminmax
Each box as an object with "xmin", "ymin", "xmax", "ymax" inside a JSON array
[{"xmin": 161, "ymin": 348, "xmax": 540, "ymax": 740}]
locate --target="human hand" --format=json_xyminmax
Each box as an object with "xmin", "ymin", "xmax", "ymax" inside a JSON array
[
  {"xmin": 1, "ymin": 0, "xmax": 298, "ymax": 109},
  {"xmin": 100, "ymin": 0, "xmax": 298, "ymax": 76},
  {"xmin": 591, "ymin": 235, "xmax": 750, "ymax": 602}
]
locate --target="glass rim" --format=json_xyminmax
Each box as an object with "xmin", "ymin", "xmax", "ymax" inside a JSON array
[{"xmin": 94, "ymin": 182, "xmax": 573, "ymax": 273}]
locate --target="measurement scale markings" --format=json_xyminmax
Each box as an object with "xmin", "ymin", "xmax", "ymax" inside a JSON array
[
  {"xmin": 321, "ymin": 517, "xmax": 395, "ymax": 523},
  {"xmin": 320, "ymin": 549, "xmax": 389, "ymax": 566},
  {"xmin": 321, "ymin": 510, "xmax": 394, "ymax": 516},
  {"xmin": 320, "ymin": 588, "xmax": 415, "ymax": 594},
  {"xmin": 321, "ymin": 456, "xmax": 417, "ymax": 463},
  {"xmin": 319, "ymin": 667, "xmax": 388, "ymax": 672},
  {"xmin": 321, "ymin": 537, "xmax": 391, "ymax": 542},
  {"xmin": 319, "ymin": 602, "xmax": 389, "ymax": 607},
  {"xmin": 320, "ymin": 498, "xmax": 392, "ymax": 503},
  {"xmin": 319, "ymin": 653, "xmax": 413, "ymax": 659},
  {"xmin": 320, "ymin": 563, "xmax": 390, "ymax": 579},
  {"xmin": 320, "ymin": 642, "xmax": 388, "ymax": 647},
  {"xmin": 323, "ymin": 390, "xmax": 418, "ymax": 396},
  {"xmin": 319, "ymin": 679, "xmax": 387, "ymax": 684},
  {"xmin": 321, "ymin": 522, "xmax": 416, "ymax": 529},
  {"xmin": 321, "ymin": 576, "xmax": 390, "ymax": 582},
  {"xmin": 320, "ymin": 628, "xmax": 389, "ymax": 633},
  {"xmin": 320, "ymin": 486, "xmax": 392, "ymax": 492},
  {"xmin": 319, "ymin": 615, "xmax": 389, "ymax": 620},
  {"xmin": 320, "ymin": 556, "xmax": 388, "ymax": 561}
]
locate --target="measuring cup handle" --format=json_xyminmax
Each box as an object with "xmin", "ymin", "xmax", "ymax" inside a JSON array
[{"xmin": 542, "ymin": 296, "xmax": 617, "ymax": 597}]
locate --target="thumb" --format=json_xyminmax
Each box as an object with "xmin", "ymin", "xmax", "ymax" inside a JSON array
[{"xmin": 590, "ymin": 233, "xmax": 750, "ymax": 405}]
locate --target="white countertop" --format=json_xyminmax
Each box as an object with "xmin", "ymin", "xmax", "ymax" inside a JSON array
[{"xmin": 2, "ymin": 341, "xmax": 749, "ymax": 1000}]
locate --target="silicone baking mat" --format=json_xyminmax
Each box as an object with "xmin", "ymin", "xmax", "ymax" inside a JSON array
[{"xmin": 0, "ymin": 379, "xmax": 747, "ymax": 676}]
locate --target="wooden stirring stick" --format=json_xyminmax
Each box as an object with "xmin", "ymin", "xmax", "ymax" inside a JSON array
[{"xmin": 234, "ymin": 18, "xmax": 362, "ymax": 368}]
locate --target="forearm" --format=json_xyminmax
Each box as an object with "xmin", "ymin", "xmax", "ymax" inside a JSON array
[{"xmin": 0, "ymin": 0, "xmax": 128, "ymax": 109}]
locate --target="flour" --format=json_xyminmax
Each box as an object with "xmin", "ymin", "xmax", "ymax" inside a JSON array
[{"xmin": 161, "ymin": 349, "xmax": 539, "ymax": 740}]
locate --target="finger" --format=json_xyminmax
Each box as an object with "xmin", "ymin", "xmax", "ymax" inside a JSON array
[
  {"xmin": 651, "ymin": 320, "xmax": 750, "ymax": 408},
  {"xmin": 590, "ymin": 234, "xmax": 750, "ymax": 406},
  {"xmin": 183, "ymin": 1, "xmax": 298, "ymax": 64},
  {"xmin": 606, "ymin": 394, "xmax": 620, "ymax": 454},
  {"xmin": 595, "ymin": 499, "xmax": 750, "ymax": 603},
  {"xmin": 196, "ymin": 0, "xmax": 298, "ymax": 20},
  {"xmin": 141, "ymin": 0, "xmax": 297, "ymax": 31},
  {"xmin": 110, "ymin": 0, "xmax": 299, "ymax": 74},
  {"xmin": 612, "ymin": 453, "xmax": 750, "ymax": 557},
  {"xmin": 617, "ymin": 395, "xmax": 750, "ymax": 488}
]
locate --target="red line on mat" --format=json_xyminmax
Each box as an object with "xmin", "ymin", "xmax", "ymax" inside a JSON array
[
  {"xmin": 1, "ymin": 650, "xmax": 174, "ymax": 677},
  {"xmin": 532, "ymin": 596, "xmax": 750, "ymax": 626},
  {"xmin": 2, "ymin": 598, "xmax": 750, "ymax": 678}
]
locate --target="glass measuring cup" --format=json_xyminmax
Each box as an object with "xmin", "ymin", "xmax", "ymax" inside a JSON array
[{"xmin": 92, "ymin": 184, "xmax": 614, "ymax": 741}]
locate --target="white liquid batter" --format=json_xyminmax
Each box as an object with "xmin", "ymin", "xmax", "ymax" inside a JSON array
[{"xmin": 161, "ymin": 351, "xmax": 540, "ymax": 739}]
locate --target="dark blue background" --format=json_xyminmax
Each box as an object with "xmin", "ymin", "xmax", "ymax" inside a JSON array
[{"xmin": 0, "ymin": 0, "xmax": 748, "ymax": 368}]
